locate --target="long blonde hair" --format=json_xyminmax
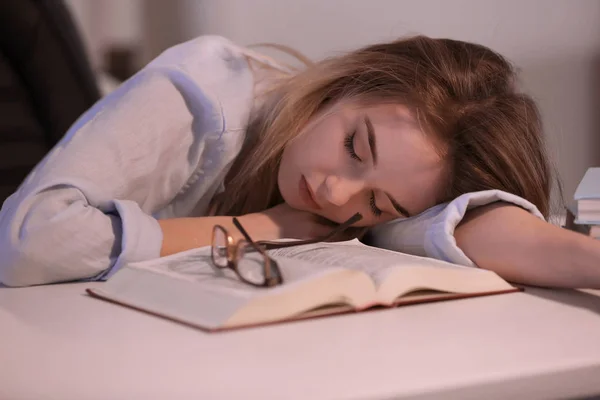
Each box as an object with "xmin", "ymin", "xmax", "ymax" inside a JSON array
[{"xmin": 214, "ymin": 36, "xmax": 554, "ymax": 219}]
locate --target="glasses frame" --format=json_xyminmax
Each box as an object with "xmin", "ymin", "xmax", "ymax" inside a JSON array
[
  {"xmin": 211, "ymin": 223, "xmax": 281, "ymax": 287},
  {"xmin": 210, "ymin": 212, "xmax": 363, "ymax": 288}
]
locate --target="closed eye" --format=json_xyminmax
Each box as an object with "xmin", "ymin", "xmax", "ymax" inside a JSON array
[
  {"xmin": 369, "ymin": 191, "xmax": 383, "ymax": 217},
  {"xmin": 344, "ymin": 131, "xmax": 362, "ymax": 162}
]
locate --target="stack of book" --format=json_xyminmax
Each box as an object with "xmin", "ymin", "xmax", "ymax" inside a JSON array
[{"xmin": 568, "ymin": 168, "xmax": 600, "ymax": 238}]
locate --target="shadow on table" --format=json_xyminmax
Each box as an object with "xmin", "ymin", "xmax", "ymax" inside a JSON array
[{"xmin": 524, "ymin": 286, "xmax": 600, "ymax": 316}]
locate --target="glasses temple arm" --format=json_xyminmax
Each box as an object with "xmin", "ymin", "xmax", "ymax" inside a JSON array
[{"xmin": 232, "ymin": 217, "xmax": 257, "ymax": 244}]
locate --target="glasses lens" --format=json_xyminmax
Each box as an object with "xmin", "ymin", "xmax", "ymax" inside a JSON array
[
  {"xmin": 212, "ymin": 227, "xmax": 228, "ymax": 268},
  {"xmin": 237, "ymin": 242, "xmax": 267, "ymax": 285}
]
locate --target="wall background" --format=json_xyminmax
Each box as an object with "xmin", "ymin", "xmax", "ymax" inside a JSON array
[{"xmin": 65, "ymin": 0, "xmax": 600, "ymax": 213}]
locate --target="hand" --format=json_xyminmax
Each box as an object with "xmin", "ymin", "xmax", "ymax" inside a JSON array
[{"xmin": 242, "ymin": 203, "xmax": 334, "ymax": 240}]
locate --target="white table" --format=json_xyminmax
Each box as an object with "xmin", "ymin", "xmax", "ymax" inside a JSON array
[{"xmin": 1, "ymin": 282, "xmax": 600, "ymax": 400}]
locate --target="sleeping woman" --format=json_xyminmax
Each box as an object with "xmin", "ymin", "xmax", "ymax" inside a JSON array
[{"xmin": 0, "ymin": 35, "xmax": 598, "ymax": 288}]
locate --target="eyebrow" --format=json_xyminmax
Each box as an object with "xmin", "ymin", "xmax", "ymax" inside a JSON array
[
  {"xmin": 386, "ymin": 192, "xmax": 411, "ymax": 218},
  {"xmin": 364, "ymin": 115, "xmax": 412, "ymax": 218},
  {"xmin": 365, "ymin": 116, "xmax": 377, "ymax": 166}
]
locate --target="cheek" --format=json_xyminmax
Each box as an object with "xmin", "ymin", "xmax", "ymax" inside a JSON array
[
  {"xmin": 278, "ymin": 146, "xmax": 299, "ymax": 190},
  {"xmin": 297, "ymin": 119, "xmax": 346, "ymax": 163},
  {"xmin": 302, "ymin": 135, "xmax": 345, "ymax": 172}
]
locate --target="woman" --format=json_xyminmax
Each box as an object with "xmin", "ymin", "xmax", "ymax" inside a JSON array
[{"xmin": 0, "ymin": 35, "xmax": 598, "ymax": 288}]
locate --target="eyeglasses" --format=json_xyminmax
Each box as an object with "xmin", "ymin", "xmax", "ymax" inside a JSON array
[{"xmin": 210, "ymin": 212, "xmax": 363, "ymax": 288}]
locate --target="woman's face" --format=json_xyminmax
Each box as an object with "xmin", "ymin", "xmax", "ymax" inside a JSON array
[{"xmin": 278, "ymin": 101, "xmax": 448, "ymax": 227}]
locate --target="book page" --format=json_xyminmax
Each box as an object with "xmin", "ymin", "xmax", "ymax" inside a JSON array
[
  {"xmin": 269, "ymin": 240, "xmax": 400, "ymax": 287},
  {"xmin": 269, "ymin": 239, "xmax": 472, "ymax": 287},
  {"xmin": 134, "ymin": 246, "xmax": 349, "ymax": 299}
]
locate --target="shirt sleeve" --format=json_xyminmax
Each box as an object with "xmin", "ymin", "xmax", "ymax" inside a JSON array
[
  {"xmin": 364, "ymin": 189, "xmax": 546, "ymax": 267},
  {"xmin": 0, "ymin": 36, "xmax": 233, "ymax": 287}
]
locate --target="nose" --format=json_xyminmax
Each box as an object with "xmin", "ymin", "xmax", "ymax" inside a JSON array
[{"xmin": 322, "ymin": 175, "xmax": 365, "ymax": 207}]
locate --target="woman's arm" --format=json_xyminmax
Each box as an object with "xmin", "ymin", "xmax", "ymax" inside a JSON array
[
  {"xmin": 455, "ymin": 202, "xmax": 600, "ymax": 288},
  {"xmin": 158, "ymin": 203, "xmax": 343, "ymax": 257},
  {"xmin": 0, "ymin": 37, "xmax": 247, "ymax": 287},
  {"xmin": 158, "ymin": 214, "xmax": 276, "ymax": 257}
]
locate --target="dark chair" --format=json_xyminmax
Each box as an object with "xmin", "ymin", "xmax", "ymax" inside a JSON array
[{"xmin": 0, "ymin": 0, "xmax": 101, "ymax": 203}]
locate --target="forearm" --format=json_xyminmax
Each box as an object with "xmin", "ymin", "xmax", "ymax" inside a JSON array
[
  {"xmin": 455, "ymin": 203, "xmax": 600, "ymax": 288},
  {"xmin": 158, "ymin": 213, "xmax": 277, "ymax": 257}
]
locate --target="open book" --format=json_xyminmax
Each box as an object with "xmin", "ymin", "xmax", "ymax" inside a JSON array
[{"xmin": 87, "ymin": 239, "xmax": 518, "ymax": 331}]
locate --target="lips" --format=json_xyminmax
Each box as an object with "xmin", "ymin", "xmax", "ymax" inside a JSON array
[{"xmin": 299, "ymin": 175, "xmax": 321, "ymax": 210}]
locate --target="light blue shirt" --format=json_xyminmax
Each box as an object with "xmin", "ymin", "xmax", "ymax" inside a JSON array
[{"xmin": 0, "ymin": 35, "xmax": 545, "ymax": 287}]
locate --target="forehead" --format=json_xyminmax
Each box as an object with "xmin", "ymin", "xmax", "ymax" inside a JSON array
[{"xmin": 357, "ymin": 102, "xmax": 417, "ymax": 127}]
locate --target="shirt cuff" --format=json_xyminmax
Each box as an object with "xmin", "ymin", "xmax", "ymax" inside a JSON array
[
  {"xmin": 366, "ymin": 189, "xmax": 545, "ymax": 268},
  {"xmin": 93, "ymin": 199, "xmax": 163, "ymax": 280}
]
